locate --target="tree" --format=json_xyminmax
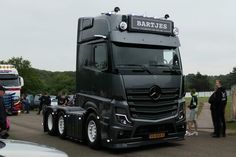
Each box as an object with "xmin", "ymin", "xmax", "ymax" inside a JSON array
[
  {"xmin": 227, "ymin": 67, "xmax": 236, "ymax": 88},
  {"xmin": 186, "ymin": 72, "xmax": 211, "ymax": 92}
]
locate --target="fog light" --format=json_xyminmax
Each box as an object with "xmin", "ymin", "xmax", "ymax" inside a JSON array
[
  {"xmin": 115, "ymin": 114, "xmax": 131, "ymax": 125},
  {"xmin": 119, "ymin": 131, "xmax": 124, "ymax": 136},
  {"xmin": 119, "ymin": 22, "xmax": 127, "ymax": 31}
]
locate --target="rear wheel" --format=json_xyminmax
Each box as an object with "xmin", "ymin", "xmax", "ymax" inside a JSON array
[
  {"xmin": 58, "ymin": 112, "xmax": 66, "ymax": 138},
  {"xmin": 46, "ymin": 111, "xmax": 57, "ymax": 135},
  {"xmin": 86, "ymin": 113, "xmax": 101, "ymax": 149}
]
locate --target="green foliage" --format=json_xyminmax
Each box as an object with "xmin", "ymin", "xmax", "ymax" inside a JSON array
[
  {"xmin": 35, "ymin": 69, "xmax": 75, "ymax": 95},
  {"xmin": 186, "ymin": 72, "xmax": 211, "ymax": 92},
  {"xmin": 186, "ymin": 68, "xmax": 236, "ymax": 92}
]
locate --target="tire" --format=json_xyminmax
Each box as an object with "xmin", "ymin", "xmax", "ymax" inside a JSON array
[
  {"xmin": 57, "ymin": 112, "xmax": 66, "ymax": 138},
  {"xmin": 86, "ymin": 113, "xmax": 101, "ymax": 149},
  {"xmin": 46, "ymin": 111, "xmax": 57, "ymax": 135}
]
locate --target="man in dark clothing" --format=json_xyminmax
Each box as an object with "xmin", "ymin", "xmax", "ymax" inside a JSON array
[
  {"xmin": 209, "ymin": 91, "xmax": 217, "ymax": 135},
  {"xmin": 37, "ymin": 92, "xmax": 51, "ymax": 115},
  {"xmin": 0, "ymin": 85, "xmax": 9, "ymax": 139},
  {"xmin": 210, "ymin": 80, "xmax": 227, "ymax": 138}
]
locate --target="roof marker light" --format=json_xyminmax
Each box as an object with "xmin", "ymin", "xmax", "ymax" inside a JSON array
[
  {"xmin": 173, "ymin": 27, "xmax": 179, "ymax": 36},
  {"xmin": 164, "ymin": 14, "xmax": 170, "ymax": 19},
  {"xmin": 114, "ymin": 7, "xmax": 120, "ymax": 13}
]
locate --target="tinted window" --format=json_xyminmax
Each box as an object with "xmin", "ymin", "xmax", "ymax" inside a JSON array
[
  {"xmin": 78, "ymin": 44, "xmax": 92, "ymax": 67},
  {"xmin": 93, "ymin": 44, "xmax": 108, "ymax": 70},
  {"xmin": 112, "ymin": 43, "xmax": 180, "ymax": 69},
  {"xmin": 0, "ymin": 78, "xmax": 20, "ymax": 86}
]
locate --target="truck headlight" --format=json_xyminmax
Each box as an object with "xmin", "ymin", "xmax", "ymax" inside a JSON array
[
  {"xmin": 178, "ymin": 111, "xmax": 185, "ymax": 120},
  {"xmin": 115, "ymin": 114, "xmax": 131, "ymax": 125},
  {"xmin": 178, "ymin": 102, "xmax": 186, "ymax": 120}
]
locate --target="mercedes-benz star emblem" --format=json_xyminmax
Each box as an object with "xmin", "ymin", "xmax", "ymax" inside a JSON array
[{"xmin": 149, "ymin": 86, "xmax": 161, "ymax": 101}]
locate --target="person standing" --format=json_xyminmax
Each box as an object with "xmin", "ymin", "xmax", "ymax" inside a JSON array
[
  {"xmin": 209, "ymin": 90, "xmax": 216, "ymax": 136},
  {"xmin": 212, "ymin": 80, "xmax": 227, "ymax": 138},
  {"xmin": 186, "ymin": 89, "xmax": 198, "ymax": 136},
  {"xmin": 0, "ymin": 85, "xmax": 9, "ymax": 139},
  {"xmin": 56, "ymin": 92, "xmax": 69, "ymax": 106},
  {"xmin": 21, "ymin": 94, "xmax": 30, "ymax": 114},
  {"xmin": 37, "ymin": 92, "xmax": 51, "ymax": 115}
]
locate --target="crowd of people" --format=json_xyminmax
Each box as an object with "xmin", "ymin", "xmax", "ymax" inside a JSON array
[
  {"xmin": 0, "ymin": 80, "xmax": 229, "ymax": 139},
  {"xmin": 37, "ymin": 91, "xmax": 71, "ymax": 115}
]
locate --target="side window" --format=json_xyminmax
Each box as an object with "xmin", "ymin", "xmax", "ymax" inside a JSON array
[
  {"xmin": 93, "ymin": 44, "xmax": 108, "ymax": 71},
  {"xmin": 78, "ymin": 44, "xmax": 92, "ymax": 67}
]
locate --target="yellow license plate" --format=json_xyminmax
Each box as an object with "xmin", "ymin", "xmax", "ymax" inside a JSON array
[{"xmin": 149, "ymin": 132, "xmax": 165, "ymax": 139}]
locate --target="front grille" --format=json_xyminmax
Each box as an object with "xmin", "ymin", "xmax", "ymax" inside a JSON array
[{"xmin": 126, "ymin": 88, "xmax": 179, "ymax": 120}]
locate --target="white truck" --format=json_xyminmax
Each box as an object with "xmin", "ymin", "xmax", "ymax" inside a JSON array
[
  {"xmin": 0, "ymin": 64, "xmax": 24, "ymax": 97},
  {"xmin": 0, "ymin": 64, "xmax": 24, "ymax": 114}
]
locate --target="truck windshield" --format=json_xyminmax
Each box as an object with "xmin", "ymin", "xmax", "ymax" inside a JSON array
[
  {"xmin": 0, "ymin": 78, "xmax": 20, "ymax": 87},
  {"xmin": 112, "ymin": 43, "xmax": 181, "ymax": 69}
]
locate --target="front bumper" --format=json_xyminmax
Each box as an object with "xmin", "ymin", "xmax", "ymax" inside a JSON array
[{"xmin": 101, "ymin": 118, "xmax": 186, "ymax": 148}]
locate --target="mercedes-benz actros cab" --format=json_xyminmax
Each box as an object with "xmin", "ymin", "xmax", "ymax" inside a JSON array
[{"xmin": 43, "ymin": 8, "xmax": 186, "ymax": 149}]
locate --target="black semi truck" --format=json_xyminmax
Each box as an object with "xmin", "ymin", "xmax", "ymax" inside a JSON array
[{"xmin": 43, "ymin": 8, "xmax": 186, "ymax": 149}]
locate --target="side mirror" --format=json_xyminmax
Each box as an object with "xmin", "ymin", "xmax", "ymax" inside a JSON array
[{"xmin": 19, "ymin": 76, "xmax": 24, "ymax": 87}]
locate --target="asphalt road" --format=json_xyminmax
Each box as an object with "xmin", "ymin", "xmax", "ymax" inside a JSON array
[{"xmin": 7, "ymin": 112, "xmax": 236, "ymax": 157}]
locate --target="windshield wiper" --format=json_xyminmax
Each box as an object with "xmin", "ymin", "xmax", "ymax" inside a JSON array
[
  {"xmin": 150, "ymin": 64, "xmax": 181, "ymax": 74},
  {"xmin": 117, "ymin": 64, "xmax": 153, "ymax": 75}
]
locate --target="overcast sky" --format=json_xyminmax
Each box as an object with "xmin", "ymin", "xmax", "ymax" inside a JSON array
[{"xmin": 0, "ymin": 0, "xmax": 236, "ymax": 75}]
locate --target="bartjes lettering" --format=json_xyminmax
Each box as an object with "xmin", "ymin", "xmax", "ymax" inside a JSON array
[{"xmin": 136, "ymin": 20, "xmax": 168, "ymax": 30}]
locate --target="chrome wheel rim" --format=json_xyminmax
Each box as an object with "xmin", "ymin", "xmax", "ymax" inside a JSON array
[
  {"xmin": 47, "ymin": 114, "xmax": 53, "ymax": 131},
  {"xmin": 58, "ymin": 116, "xmax": 65, "ymax": 135},
  {"xmin": 87, "ymin": 120, "xmax": 97, "ymax": 143}
]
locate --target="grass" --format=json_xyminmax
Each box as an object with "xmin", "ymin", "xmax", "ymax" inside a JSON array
[{"xmin": 185, "ymin": 96, "xmax": 236, "ymax": 132}]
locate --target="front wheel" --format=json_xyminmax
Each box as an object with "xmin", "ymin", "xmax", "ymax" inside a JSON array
[{"xmin": 86, "ymin": 113, "xmax": 101, "ymax": 149}]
